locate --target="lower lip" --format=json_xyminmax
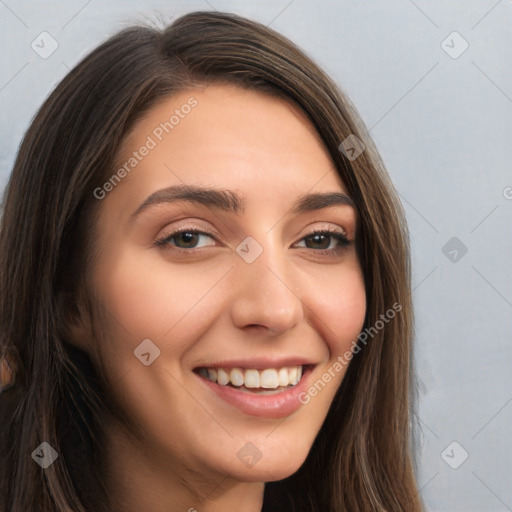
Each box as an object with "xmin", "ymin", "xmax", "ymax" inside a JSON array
[{"xmin": 195, "ymin": 366, "xmax": 314, "ymax": 419}]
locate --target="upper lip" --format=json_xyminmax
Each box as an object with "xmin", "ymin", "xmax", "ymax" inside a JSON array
[{"xmin": 193, "ymin": 357, "xmax": 317, "ymax": 371}]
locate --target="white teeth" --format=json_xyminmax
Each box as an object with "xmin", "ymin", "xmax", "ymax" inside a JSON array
[
  {"xmin": 244, "ymin": 369, "xmax": 260, "ymax": 388},
  {"xmin": 230, "ymin": 368, "xmax": 244, "ymax": 387},
  {"xmin": 217, "ymin": 368, "xmax": 229, "ymax": 386},
  {"xmin": 260, "ymin": 369, "xmax": 279, "ymax": 389},
  {"xmin": 198, "ymin": 365, "xmax": 304, "ymax": 390},
  {"xmin": 278, "ymin": 368, "xmax": 289, "ymax": 386}
]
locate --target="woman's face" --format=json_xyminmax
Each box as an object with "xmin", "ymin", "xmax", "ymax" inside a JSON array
[{"xmin": 87, "ymin": 84, "xmax": 366, "ymax": 488}]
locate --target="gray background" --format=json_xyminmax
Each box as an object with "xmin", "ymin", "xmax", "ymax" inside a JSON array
[{"xmin": 1, "ymin": 1, "xmax": 511, "ymax": 510}]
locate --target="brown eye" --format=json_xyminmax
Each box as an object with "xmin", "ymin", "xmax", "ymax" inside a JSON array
[
  {"xmin": 304, "ymin": 233, "xmax": 331, "ymax": 250},
  {"xmin": 156, "ymin": 230, "xmax": 216, "ymax": 249},
  {"xmin": 173, "ymin": 232, "xmax": 200, "ymax": 248},
  {"xmin": 298, "ymin": 231, "xmax": 350, "ymax": 251}
]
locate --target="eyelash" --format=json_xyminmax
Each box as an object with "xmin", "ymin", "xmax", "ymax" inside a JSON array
[{"xmin": 155, "ymin": 226, "xmax": 351, "ymax": 256}]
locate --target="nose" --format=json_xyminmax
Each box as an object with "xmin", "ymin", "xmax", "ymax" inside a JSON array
[{"xmin": 229, "ymin": 243, "xmax": 304, "ymax": 336}]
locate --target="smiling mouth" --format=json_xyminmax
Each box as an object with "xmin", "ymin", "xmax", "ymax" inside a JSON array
[{"xmin": 194, "ymin": 365, "xmax": 311, "ymax": 394}]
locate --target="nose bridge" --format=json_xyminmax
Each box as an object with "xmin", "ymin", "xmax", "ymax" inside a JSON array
[{"xmin": 230, "ymin": 234, "xmax": 304, "ymax": 334}]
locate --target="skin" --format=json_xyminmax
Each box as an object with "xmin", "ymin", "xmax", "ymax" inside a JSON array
[{"xmin": 71, "ymin": 85, "xmax": 366, "ymax": 512}]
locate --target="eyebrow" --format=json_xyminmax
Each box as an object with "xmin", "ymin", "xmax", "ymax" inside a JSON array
[{"xmin": 131, "ymin": 184, "xmax": 355, "ymax": 219}]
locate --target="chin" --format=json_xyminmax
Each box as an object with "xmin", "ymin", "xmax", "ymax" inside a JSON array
[{"xmin": 225, "ymin": 446, "xmax": 310, "ymax": 483}]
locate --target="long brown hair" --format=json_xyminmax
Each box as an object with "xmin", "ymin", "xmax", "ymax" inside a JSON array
[{"xmin": 0, "ymin": 11, "xmax": 422, "ymax": 511}]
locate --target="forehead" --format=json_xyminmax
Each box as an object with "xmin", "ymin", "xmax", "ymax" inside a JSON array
[{"xmin": 109, "ymin": 84, "xmax": 349, "ymax": 216}]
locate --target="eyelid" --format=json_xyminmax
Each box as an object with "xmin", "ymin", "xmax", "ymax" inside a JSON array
[
  {"xmin": 155, "ymin": 225, "xmax": 219, "ymax": 248},
  {"xmin": 157, "ymin": 223, "xmax": 345, "ymax": 239},
  {"xmin": 155, "ymin": 226, "xmax": 352, "ymax": 257},
  {"xmin": 296, "ymin": 222, "xmax": 348, "ymax": 239}
]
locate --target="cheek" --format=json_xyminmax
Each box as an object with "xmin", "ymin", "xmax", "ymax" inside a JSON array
[
  {"xmin": 88, "ymin": 253, "xmax": 234, "ymax": 436},
  {"xmin": 93, "ymin": 249, "xmax": 232, "ymax": 345},
  {"xmin": 301, "ymin": 262, "xmax": 366, "ymax": 356},
  {"xmin": 291, "ymin": 263, "xmax": 365, "ymax": 424}
]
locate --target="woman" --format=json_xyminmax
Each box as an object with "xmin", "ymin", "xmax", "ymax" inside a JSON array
[{"xmin": 0, "ymin": 11, "xmax": 422, "ymax": 512}]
